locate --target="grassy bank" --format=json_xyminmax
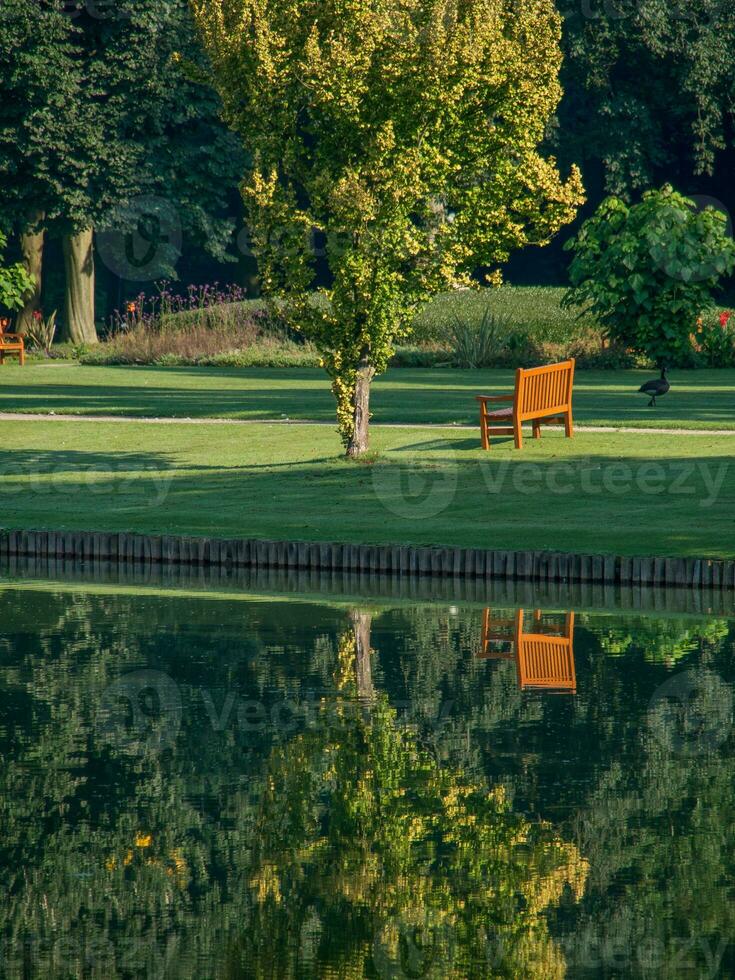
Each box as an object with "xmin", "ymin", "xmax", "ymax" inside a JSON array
[
  {"xmin": 0, "ymin": 418, "xmax": 732, "ymax": 559},
  {"xmin": 1, "ymin": 362, "xmax": 735, "ymax": 430}
]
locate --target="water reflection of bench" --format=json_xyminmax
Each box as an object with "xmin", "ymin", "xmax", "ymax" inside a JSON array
[{"xmin": 478, "ymin": 609, "xmax": 577, "ymax": 694}]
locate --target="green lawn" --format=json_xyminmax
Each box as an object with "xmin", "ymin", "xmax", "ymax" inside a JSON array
[
  {"xmin": 1, "ymin": 362, "xmax": 735, "ymax": 429},
  {"xmin": 1, "ymin": 418, "xmax": 733, "ymax": 558}
]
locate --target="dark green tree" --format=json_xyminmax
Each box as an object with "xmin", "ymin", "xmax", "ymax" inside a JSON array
[
  {"xmin": 564, "ymin": 186, "xmax": 735, "ymax": 366},
  {"xmin": 558, "ymin": 1, "xmax": 735, "ymax": 196},
  {"xmin": 0, "ymin": 0, "xmax": 243, "ymax": 342}
]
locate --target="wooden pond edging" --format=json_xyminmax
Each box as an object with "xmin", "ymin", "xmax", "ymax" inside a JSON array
[{"xmin": 0, "ymin": 528, "xmax": 733, "ymax": 592}]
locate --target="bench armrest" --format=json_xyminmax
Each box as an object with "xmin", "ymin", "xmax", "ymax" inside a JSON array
[{"xmin": 476, "ymin": 394, "xmax": 514, "ymax": 403}]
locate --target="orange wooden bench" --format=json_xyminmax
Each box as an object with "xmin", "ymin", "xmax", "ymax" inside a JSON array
[
  {"xmin": 0, "ymin": 321, "xmax": 25, "ymax": 365},
  {"xmin": 476, "ymin": 359, "xmax": 575, "ymax": 449},
  {"xmin": 478, "ymin": 608, "xmax": 577, "ymax": 694}
]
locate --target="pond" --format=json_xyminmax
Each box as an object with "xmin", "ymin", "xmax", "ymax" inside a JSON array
[{"xmin": 0, "ymin": 565, "xmax": 733, "ymax": 978}]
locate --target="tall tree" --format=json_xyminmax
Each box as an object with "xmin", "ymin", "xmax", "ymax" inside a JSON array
[
  {"xmin": 0, "ymin": 1, "xmax": 76, "ymax": 332},
  {"xmin": 0, "ymin": 0, "xmax": 244, "ymax": 343},
  {"xmin": 558, "ymin": 1, "xmax": 735, "ymax": 197},
  {"xmin": 192, "ymin": 0, "xmax": 584, "ymax": 456}
]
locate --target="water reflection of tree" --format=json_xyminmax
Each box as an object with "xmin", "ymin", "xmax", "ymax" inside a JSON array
[
  {"xmin": 2, "ymin": 589, "xmax": 731, "ymax": 977},
  {"xmin": 368, "ymin": 605, "xmax": 735, "ymax": 976},
  {"xmin": 565, "ymin": 666, "xmax": 735, "ymax": 977},
  {"xmin": 0, "ymin": 593, "xmax": 587, "ymax": 978},
  {"xmin": 578, "ymin": 614, "xmax": 730, "ymax": 666},
  {"xmin": 237, "ymin": 613, "xmax": 588, "ymax": 978}
]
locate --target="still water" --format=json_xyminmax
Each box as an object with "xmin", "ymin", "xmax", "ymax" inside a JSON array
[{"xmin": 1, "ymin": 571, "xmax": 733, "ymax": 978}]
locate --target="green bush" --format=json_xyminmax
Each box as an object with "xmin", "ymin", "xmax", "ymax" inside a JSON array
[
  {"xmin": 564, "ymin": 185, "xmax": 735, "ymax": 367},
  {"xmin": 390, "ymin": 346, "xmax": 450, "ymax": 368},
  {"xmin": 0, "ymin": 230, "xmax": 34, "ymax": 313}
]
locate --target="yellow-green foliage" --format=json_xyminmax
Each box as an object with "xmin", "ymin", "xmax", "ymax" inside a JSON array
[{"xmin": 192, "ymin": 0, "xmax": 585, "ymax": 445}]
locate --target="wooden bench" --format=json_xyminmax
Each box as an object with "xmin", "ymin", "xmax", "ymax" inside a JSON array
[
  {"xmin": 476, "ymin": 359, "xmax": 575, "ymax": 449},
  {"xmin": 0, "ymin": 321, "xmax": 25, "ymax": 365},
  {"xmin": 478, "ymin": 609, "xmax": 577, "ymax": 694}
]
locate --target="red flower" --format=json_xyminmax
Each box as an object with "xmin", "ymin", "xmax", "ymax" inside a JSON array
[
  {"xmin": 719, "ymin": 310, "xmax": 732, "ymax": 329},
  {"xmin": 32, "ymin": 309, "xmax": 43, "ymax": 322}
]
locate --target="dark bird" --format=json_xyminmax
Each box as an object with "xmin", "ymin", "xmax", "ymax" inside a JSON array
[{"xmin": 638, "ymin": 368, "xmax": 670, "ymax": 407}]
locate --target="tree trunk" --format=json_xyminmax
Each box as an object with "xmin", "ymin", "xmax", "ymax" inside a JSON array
[
  {"xmin": 61, "ymin": 228, "xmax": 98, "ymax": 344},
  {"xmin": 351, "ymin": 610, "xmax": 374, "ymax": 700},
  {"xmin": 346, "ymin": 354, "xmax": 375, "ymax": 459},
  {"xmin": 16, "ymin": 213, "xmax": 45, "ymax": 336}
]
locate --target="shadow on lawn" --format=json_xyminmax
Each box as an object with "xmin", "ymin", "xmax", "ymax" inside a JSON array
[
  {"xmin": 0, "ymin": 448, "xmax": 178, "ymax": 473},
  {"xmin": 0, "ymin": 447, "xmax": 732, "ymax": 558},
  {"xmin": 0, "ymin": 381, "xmax": 335, "ymax": 421},
  {"xmin": 2, "ymin": 363, "xmax": 735, "ymax": 427}
]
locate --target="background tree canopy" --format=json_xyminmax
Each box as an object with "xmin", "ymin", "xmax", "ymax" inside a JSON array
[
  {"xmin": 1, "ymin": 0, "xmax": 734, "ymax": 331},
  {"xmin": 0, "ymin": 0, "xmax": 244, "ymax": 339}
]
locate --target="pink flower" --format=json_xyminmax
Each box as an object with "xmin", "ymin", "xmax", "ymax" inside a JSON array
[{"xmin": 720, "ymin": 310, "xmax": 732, "ymax": 329}]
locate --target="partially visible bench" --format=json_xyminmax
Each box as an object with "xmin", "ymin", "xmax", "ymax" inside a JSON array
[
  {"xmin": 476, "ymin": 359, "xmax": 575, "ymax": 449},
  {"xmin": 478, "ymin": 609, "xmax": 577, "ymax": 694},
  {"xmin": 0, "ymin": 322, "xmax": 25, "ymax": 365}
]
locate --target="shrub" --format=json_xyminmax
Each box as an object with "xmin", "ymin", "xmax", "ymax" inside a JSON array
[
  {"xmin": 85, "ymin": 282, "xmax": 319, "ymax": 366},
  {"xmin": 0, "ymin": 230, "xmax": 34, "ymax": 313},
  {"xmin": 390, "ymin": 346, "xmax": 450, "ymax": 368},
  {"xmin": 564, "ymin": 185, "xmax": 735, "ymax": 367},
  {"xmin": 25, "ymin": 309, "xmax": 57, "ymax": 354},
  {"xmin": 81, "ymin": 320, "xmax": 319, "ymax": 367}
]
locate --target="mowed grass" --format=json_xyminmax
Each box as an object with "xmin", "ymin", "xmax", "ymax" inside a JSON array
[
  {"xmin": 0, "ymin": 419, "xmax": 733, "ymax": 558},
  {"xmin": 1, "ymin": 362, "xmax": 735, "ymax": 429}
]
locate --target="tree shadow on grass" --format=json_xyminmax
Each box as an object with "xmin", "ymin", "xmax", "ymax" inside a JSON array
[
  {"xmin": 3, "ymin": 362, "xmax": 735, "ymax": 428},
  {"xmin": 0, "ymin": 382, "xmax": 336, "ymax": 421},
  {"xmin": 0, "ymin": 448, "xmax": 177, "ymax": 474},
  {"xmin": 1, "ymin": 450, "xmax": 732, "ymax": 559}
]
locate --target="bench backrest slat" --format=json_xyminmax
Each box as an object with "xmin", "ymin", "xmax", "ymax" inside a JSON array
[{"xmin": 515, "ymin": 359, "xmax": 575, "ymax": 420}]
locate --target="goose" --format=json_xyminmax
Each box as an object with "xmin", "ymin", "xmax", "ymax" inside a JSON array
[{"xmin": 638, "ymin": 368, "xmax": 670, "ymax": 407}]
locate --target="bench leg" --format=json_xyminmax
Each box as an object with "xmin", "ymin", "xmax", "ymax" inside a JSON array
[
  {"xmin": 480, "ymin": 405, "xmax": 490, "ymax": 450},
  {"xmin": 513, "ymin": 416, "xmax": 523, "ymax": 450},
  {"xmin": 20, "ymin": 348, "xmax": 25, "ymax": 366},
  {"xmin": 565, "ymin": 410, "xmax": 574, "ymax": 439},
  {"xmin": 532, "ymin": 420, "xmax": 541, "ymax": 440}
]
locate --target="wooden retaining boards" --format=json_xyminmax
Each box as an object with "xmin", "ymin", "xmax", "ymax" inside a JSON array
[
  {"xmin": 3, "ymin": 554, "xmax": 735, "ymax": 617},
  {"xmin": 0, "ymin": 528, "xmax": 732, "ymax": 592}
]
